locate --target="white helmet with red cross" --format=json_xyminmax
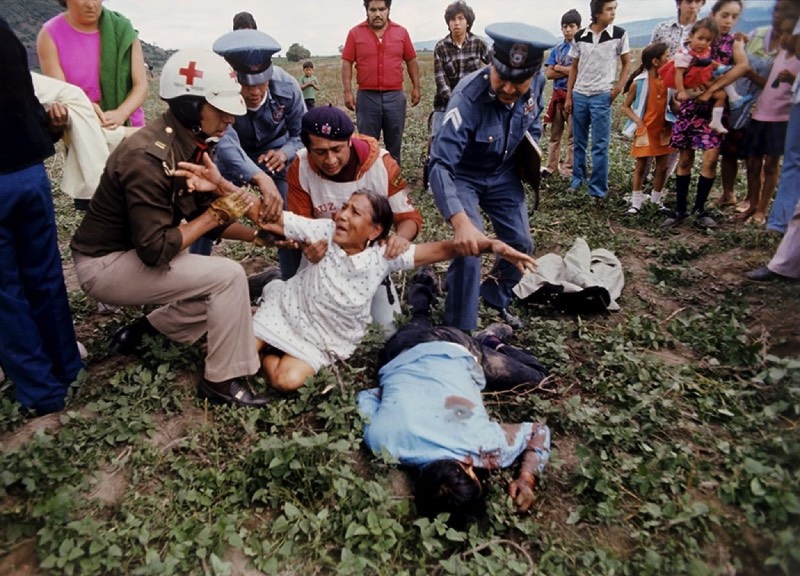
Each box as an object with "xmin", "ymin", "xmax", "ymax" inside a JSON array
[{"xmin": 159, "ymin": 49, "xmax": 245, "ymax": 116}]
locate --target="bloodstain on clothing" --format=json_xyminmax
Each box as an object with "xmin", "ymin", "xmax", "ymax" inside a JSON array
[
  {"xmin": 477, "ymin": 449, "xmax": 502, "ymax": 469},
  {"xmin": 444, "ymin": 395, "xmax": 475, "ymax": 420},
  {"xmin": 500, "ymin": 423, "xmax": 522, "ymax": 446}
]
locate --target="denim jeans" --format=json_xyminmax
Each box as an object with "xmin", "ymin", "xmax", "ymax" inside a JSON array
[
  {"xmin": 571, "ymin": 91, "xmax": 612, "ymax": 198},
  {"xmin": 767, "ymin": 102, "xmax": 800, "ymax": 234}
]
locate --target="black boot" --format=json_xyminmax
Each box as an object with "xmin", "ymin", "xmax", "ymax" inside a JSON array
[{"xmin": 107, "ymin": 316, "xmax": 160, "ymax": 355}]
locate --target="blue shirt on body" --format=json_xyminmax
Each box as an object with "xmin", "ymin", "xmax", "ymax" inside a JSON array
[{"xmin": 358, "ymin": 341, "xmax": 548, "ymax": 471}]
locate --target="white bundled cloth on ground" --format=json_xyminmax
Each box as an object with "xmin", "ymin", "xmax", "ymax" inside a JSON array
[
  {"xmin": 31, "ymin": 72, "xmax": 127, "ymax": 201},
  {"xmin": 513, "ymin": 237, "xmax": 624, "ymax": 311}
]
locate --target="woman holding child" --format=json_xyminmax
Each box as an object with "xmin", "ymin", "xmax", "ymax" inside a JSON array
[{"xmin": 663, "ymin": 0, "xmax": 750, "ymax": 229}]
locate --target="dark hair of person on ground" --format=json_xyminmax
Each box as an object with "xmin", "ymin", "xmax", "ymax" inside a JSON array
[
  {"xmin": 353, "ymin": 189, "xmax": 393, "ymax": 246},
  {"xmin": 623, "ymin": 41, "xmax": 669, "ymax": 92},
  {"xmin": 590, "ymin": 0, "xmax": 616, "ymax": 24},
  {"xmin": 303, "ymin": 60, "xmax": 314, "ymax": 69},
  {"xmin": 444, "ymin": 1, "xmax": 476, "ymax": 32},
  {"xmin": 232, "ymin": 11, "xmax": 257, "ymax": 30},
  {"xmin": 364, "ymin": 0, "xmax": 392, "ymax": 9},
  {"xmin": 414, "ymin": 460, "xmax": 487, "ymax": 529},
  {"xmin": 561, "ymin": 8, "xmax": 582, "ymax": 27}
]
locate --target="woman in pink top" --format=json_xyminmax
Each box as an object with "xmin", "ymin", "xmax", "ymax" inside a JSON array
[{"xmin": 37, "ymin": 0, "xmax": 147, "ymax": 129}]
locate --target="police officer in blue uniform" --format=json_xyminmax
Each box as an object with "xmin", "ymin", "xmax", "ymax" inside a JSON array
[
  {"xmin": 429, "ymin": 22, "xmax": 556, "ymax": 332},
  {"xmin": 211, "ymin": 30, "xmax": 307, "ymax": 277}
]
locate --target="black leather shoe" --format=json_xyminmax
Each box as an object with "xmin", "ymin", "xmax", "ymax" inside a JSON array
[
  {"xmin": 662, "ymin": 211, "xmax": 687, "ymax": 229},
  {"xmin": 247, "ymin": 266, "xmax": 282, "ymax": 301},
  {"xmin": 498, "ymin": 307, "xmax": 525, "ymax": 329},
  {"xmin": 745, "ymin": 266, "xmax": 786, "ymax": 282},
  {"xmin": 107, "ymin": 316, "xmax": 159, "ymax": 355},
  {"xmin": 197, "ymin": 377, "xmax": 270, "ymax": 408}
]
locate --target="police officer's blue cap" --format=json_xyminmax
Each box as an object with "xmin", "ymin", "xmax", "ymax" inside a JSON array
[
  {"xmin": 213, "ymin": 30, "xmax": 281, "ymax": 85},
  {"xmin": 485, "ymin": 23, "xmax": 557, "ymax": 81}
]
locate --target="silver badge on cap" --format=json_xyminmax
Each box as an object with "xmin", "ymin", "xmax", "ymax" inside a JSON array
[{"xmin": 509, "ymin": 44, "xmax": 528, "ymax": 67}]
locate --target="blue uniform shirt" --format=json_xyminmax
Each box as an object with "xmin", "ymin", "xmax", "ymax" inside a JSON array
[
  {"xmin": 428, "ymin": 66, "xmax": 546, "ymax": 221},
  {"xmin": 358, "ymin": 341, "xmax": 549, "ymax": 471},
  {"xmin": 215, "ymin": 66, "xmax": 306, "ymax": 183}
]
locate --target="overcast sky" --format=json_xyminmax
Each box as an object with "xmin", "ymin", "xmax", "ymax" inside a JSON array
[{"xmin": 104, "ymin": 0, "xmax": 692, "ymax": 56}]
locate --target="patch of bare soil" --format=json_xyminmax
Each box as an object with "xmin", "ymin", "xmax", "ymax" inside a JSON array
[
  {"xmin": 532, "ymin": 435, "xmax": 583, "ymax": 529},
  {"xmin": 0, "ymin": 407, "xmax": 96, "ymax": 452},
  {"xmin": 0, "ymin": 539, "xmax": 42, "ymax": 576},
  {"xmin": 222, "ymin": 547, "xmax": 266, "ymax": 576},
  {"xmin": 625, "ymin": 225, "xmax": 800, "ymax": 359},
  {"xmin": 145, "ymin": 403, "xmax": 206, "ymax": 452},
  {"xmin": 61, "ymin": 256, "xmax": 80, "ymax": 293},
  {"xmin": 84, "ymin": 400, "xmax": 204, "ymax": 507},
  {"xmin": 87, "ymin": 446, "xmax": 132, "ymax": 506},
  {"xmin": 387, "ymin": 469, "xmax": 414, "ymax": 500}
]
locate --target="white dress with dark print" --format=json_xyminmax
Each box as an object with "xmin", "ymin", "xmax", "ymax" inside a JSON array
[{"xmin": 253, "ymin": 213, "xmax": 415, "ymax": 371}]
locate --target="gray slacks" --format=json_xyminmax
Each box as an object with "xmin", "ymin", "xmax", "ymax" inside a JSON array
[{"xmin": 356, "ymin": 89, "xmax": 406, "ymax": 165}]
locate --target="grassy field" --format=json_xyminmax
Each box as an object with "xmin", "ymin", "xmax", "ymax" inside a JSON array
[{"xmin": 1, "ymin": 52, "xmax": 799, "ymax": 575}]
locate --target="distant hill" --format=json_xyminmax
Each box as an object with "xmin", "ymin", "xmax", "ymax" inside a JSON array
[
  {"xmin": 0, "ymin": 0, "xmax": 173, "ymax": 70},
  {"xmin": 414, "ymin": 7, "xmax": 773, "ymax": 52}
]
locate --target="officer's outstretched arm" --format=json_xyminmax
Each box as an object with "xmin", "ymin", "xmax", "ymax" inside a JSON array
[{"xmin": 449, "ymin": 212, "xmax": 486, "ymax": 257}]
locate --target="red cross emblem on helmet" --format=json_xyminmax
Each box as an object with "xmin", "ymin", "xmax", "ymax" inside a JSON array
[{"xmin": 178, "ymin": 61, "xmax": 204, "ymax": 85}]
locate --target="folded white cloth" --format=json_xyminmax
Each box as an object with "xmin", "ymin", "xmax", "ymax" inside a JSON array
[
  {"xmin": 513, "ymin": 237, "xmax": 624, "ymax": 311},
  {"xmin": 31, "ymin": 72, "xmax": 126, "ymax": 200}
]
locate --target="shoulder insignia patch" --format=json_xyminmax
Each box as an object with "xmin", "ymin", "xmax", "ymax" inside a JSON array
[{"xmin": 443, "ymin": 107, "xmax": 463, "ymax": 131}]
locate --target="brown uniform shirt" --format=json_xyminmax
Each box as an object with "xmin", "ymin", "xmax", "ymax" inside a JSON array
[{"xmin": 71, "ymin": 111, "xmax": 217, "ymax": 268}]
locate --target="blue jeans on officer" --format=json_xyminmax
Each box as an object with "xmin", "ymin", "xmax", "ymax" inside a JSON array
[{"xmin": 444, "ymin": 169, "xmax": 533, "ymax": 332}]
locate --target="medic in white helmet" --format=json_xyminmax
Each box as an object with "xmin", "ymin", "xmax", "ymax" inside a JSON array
[{"xmin": 70, "ymin": 50, "xmax": 278, "ymax": 408}]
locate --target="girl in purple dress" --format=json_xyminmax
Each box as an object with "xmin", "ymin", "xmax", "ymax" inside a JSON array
[{"xmin": 665, "ymin": 0, "xmax": 750, "ymax": 228}]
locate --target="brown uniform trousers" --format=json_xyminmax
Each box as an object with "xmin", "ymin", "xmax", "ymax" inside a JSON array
[{"xmin": 74, "ymin": 250, "xmax": 258, "ymax": 381}]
